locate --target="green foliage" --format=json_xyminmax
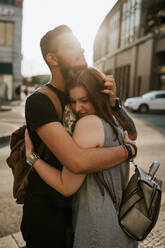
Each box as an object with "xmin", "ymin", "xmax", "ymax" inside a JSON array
[{"xmin": 23, "ymin": 74, "xmax": 50, "ymax": 86}]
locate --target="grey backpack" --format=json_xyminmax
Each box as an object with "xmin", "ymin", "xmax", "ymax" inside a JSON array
[{"xmin": 96, "ymin": 160, "xmax": 162, "ymax": 241}]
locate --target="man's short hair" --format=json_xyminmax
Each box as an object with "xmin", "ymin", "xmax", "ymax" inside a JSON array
[{"xmin": 40, "ymin": 25, "xmax": 72, "ymax": 61}]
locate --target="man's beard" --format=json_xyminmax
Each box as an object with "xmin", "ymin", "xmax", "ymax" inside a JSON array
[{"xmin": 57, "ymin": 56, "xmax": 87, "ymax": 81}]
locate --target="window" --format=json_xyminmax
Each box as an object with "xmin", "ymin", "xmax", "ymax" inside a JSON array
[
  {"xmin": 0, "ymin": 0, "xmax": 14, "ymax": 4},
  {"xmin": 120, "ymin": 0, "xmax": 141, "ymax": 48},
  {"xmin": 14, "ymin": 0, "xmax": 22, "ymax": 7},
  {"xmin": 0, "ymin": 21, "xmax": 13, "ymax": 47},
  {"xmin": 115, "ymin": 65, "xmax": 130, "ymax": 100},
  {"xmin": 155, "ymin": 94, "xmax": 165, "ymax": 99},
  {"xmin": 108, "ymin": 11, "xmax": 120, "ymax": 53},
  {"xmin": 0, "ymin": 63, "xmax": 12, "ymax": 74}
]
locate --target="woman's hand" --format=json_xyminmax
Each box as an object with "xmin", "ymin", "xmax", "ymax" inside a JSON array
[
  {"xmin": 101, "ymin": 75, "xmax": 117, "ymax": 107},
  {"xmin": 25, "ymin": 128, "xmax": 34, "ymax": 158}
]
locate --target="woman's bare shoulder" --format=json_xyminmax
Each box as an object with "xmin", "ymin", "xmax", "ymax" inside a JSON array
[
  {"xmin": 73, "ymin": 115, "xmax": 104, "ymax": 148},
  {"xmin": 76, "ymin": 114, "xmax": 102, "ymax": 127}
]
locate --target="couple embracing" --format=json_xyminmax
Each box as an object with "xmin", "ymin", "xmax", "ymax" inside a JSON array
[{"xmin": 22, "ymin": 25, "xmax": 138, "ymax": 248}]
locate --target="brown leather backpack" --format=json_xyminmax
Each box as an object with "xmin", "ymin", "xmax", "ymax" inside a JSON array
[{"xmin": 6, "ymin": 85, "xmax": 62, "ymax": 204}]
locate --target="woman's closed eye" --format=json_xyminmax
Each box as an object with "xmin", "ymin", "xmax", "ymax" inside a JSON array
[
  {"xmin": 70, "ymin": 98, "xmax": 89, "ymax": 105},
  {"xmin": 81, "ymin": 98, "xmax": 89, "ymax": 103}
]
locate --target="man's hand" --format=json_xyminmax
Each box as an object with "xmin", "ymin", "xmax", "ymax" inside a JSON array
[{"xmin": 101, "ymin": 75, "xmax": 117, "ymax": 107}]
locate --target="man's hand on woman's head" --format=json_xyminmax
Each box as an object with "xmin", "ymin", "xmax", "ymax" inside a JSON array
[
  {"xmin": 25, "ymin": 128, "xmax": 34, "ymax": 158},
  {"xmin": 101, "ymin": 75, "xmax": 117, "ymax": 107}
]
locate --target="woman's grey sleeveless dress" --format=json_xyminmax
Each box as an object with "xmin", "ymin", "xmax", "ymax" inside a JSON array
[{"xmin": 72, "ymin": 119, "xmax": 138, "ymax": 248}]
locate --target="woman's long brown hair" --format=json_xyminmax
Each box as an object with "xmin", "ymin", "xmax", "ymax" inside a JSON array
[{"xmin": 66, "ymin": 67, "xmax": 118, "ymax": 136}]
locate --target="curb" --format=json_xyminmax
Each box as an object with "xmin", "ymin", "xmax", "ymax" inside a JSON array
[
  {"xmin": 0, "ymin": 107, "xmax": 12, "ymax": 112},
  {"xmin": 0, "ymin": 134, "xmax": 10, "ymax": 143}
]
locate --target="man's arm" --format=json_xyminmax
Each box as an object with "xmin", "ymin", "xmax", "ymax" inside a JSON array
[{"xmin": 36, "ymin": 122, "xmax": 131, "ymax": 174}]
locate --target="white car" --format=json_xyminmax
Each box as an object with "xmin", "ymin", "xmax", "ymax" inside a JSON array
[{"xmin": 124, "ymin": 90, "xmax": 165, "ymax": 113}]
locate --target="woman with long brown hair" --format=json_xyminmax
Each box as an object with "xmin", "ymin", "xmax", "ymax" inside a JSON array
[{"xmin": 25, "ymin": 67, "xmax": 138, "ymax": 247}]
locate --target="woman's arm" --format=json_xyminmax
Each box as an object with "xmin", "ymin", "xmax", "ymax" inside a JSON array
[
  {"xmin": 32, "ymin": 159, "xmax": 86, "ymax": 196},
  {"xmin": 25, "ymin": 129, "xmax": 86, "ymax": 196},
  {"xmin": 102, "ymin": 75, "xmax": 137, "ymax": 140},
  {"xmin": 111, "ymin": 108, "xmax": 137, "ymax": 140}
]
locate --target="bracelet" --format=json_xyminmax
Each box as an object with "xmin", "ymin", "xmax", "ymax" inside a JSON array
[
  {"xmin": 122, "ymin": 144, "xmax": 129, "ymax": 158},
  {"xmin": 124, "ymin": 143, "xmax": 133, "ymax": 160},
  {"xmin": 127, "ymin": 142, "xmax": 137, "ymax": 158},
  {"xmin": 123, "ymin": 143, "xmax": 137, "ymax": 161},
  {"xmin": 26, "ymin": 152, "xmax": 40, "ymax": 167}
]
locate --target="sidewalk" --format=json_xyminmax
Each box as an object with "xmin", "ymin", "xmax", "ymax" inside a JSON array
[
  {"xmin": 0, "ymin": 100, "xmax": 25, "ymax": 143},
  {"xmin": 0, "ymin": 201, "xmax": 164, "ymax": 248},
  {"xmin": 0, "ymin": 104, "xmax": 165, "ymax": 247},
  {"xmin": 0, "ymin": 102, "xmax": 26, "ymax": 247}
]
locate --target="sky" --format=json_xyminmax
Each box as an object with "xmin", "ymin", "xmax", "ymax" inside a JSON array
[{"xmin": 21, "ymin": 0, "xmax": 117, "ymax": 77}]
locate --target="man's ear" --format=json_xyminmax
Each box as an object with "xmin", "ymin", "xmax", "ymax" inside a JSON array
[{"xmin": 46, "ymin": 53, "xmax": 59, "ymax": 66}]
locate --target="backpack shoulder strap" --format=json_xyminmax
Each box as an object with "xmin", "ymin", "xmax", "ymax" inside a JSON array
[
  {"xmin": 94, "ymin": 173, "xmax": 119, "ymax": 214},
  {"xmin": 37, "ymin": 85, "xmax": 63, "ymax": 121}
]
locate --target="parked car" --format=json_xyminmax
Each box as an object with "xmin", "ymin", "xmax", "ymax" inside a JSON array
[{"xmin": 124, "ymin": 90, "xmax": 165, "ymax": 113}]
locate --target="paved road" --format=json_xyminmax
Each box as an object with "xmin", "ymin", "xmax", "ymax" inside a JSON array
[{"xmin": 131, "ymin": 111, "xmax": 165, "ymax": 191}]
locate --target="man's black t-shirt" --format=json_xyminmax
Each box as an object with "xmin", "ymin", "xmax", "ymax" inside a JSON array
[{"xmin": 25, "ymin": 84, "xmax": 72, "ymax": 207}]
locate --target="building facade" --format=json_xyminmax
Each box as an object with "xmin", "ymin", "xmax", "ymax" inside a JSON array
[
  {"xmin": 93, "ymin": 0, "xmax": 165, "ymax": 100},
  {"xmin": 0, "ymin": 0, "xmax": 23, "ymax": 100}
]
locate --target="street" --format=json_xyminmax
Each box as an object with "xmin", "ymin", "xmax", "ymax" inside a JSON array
[{"xmin": 0, "ymin": 103, "xmax": 165, "ymax": 247}]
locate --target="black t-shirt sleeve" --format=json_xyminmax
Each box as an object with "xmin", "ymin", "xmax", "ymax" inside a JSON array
[{"xmin": 25, "ymin": 92, "xmax": 59, "ymax": 132}]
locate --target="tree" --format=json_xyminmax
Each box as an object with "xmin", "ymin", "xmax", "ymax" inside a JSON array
[{"xmin": 23, "ymin": 74, "xmax": 50, "ymax": 87}]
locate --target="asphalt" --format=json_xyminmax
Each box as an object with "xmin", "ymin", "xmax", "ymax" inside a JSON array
[{"xmin": 0, "ymin": 102, "xmax": 165, "ymax": 248}]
